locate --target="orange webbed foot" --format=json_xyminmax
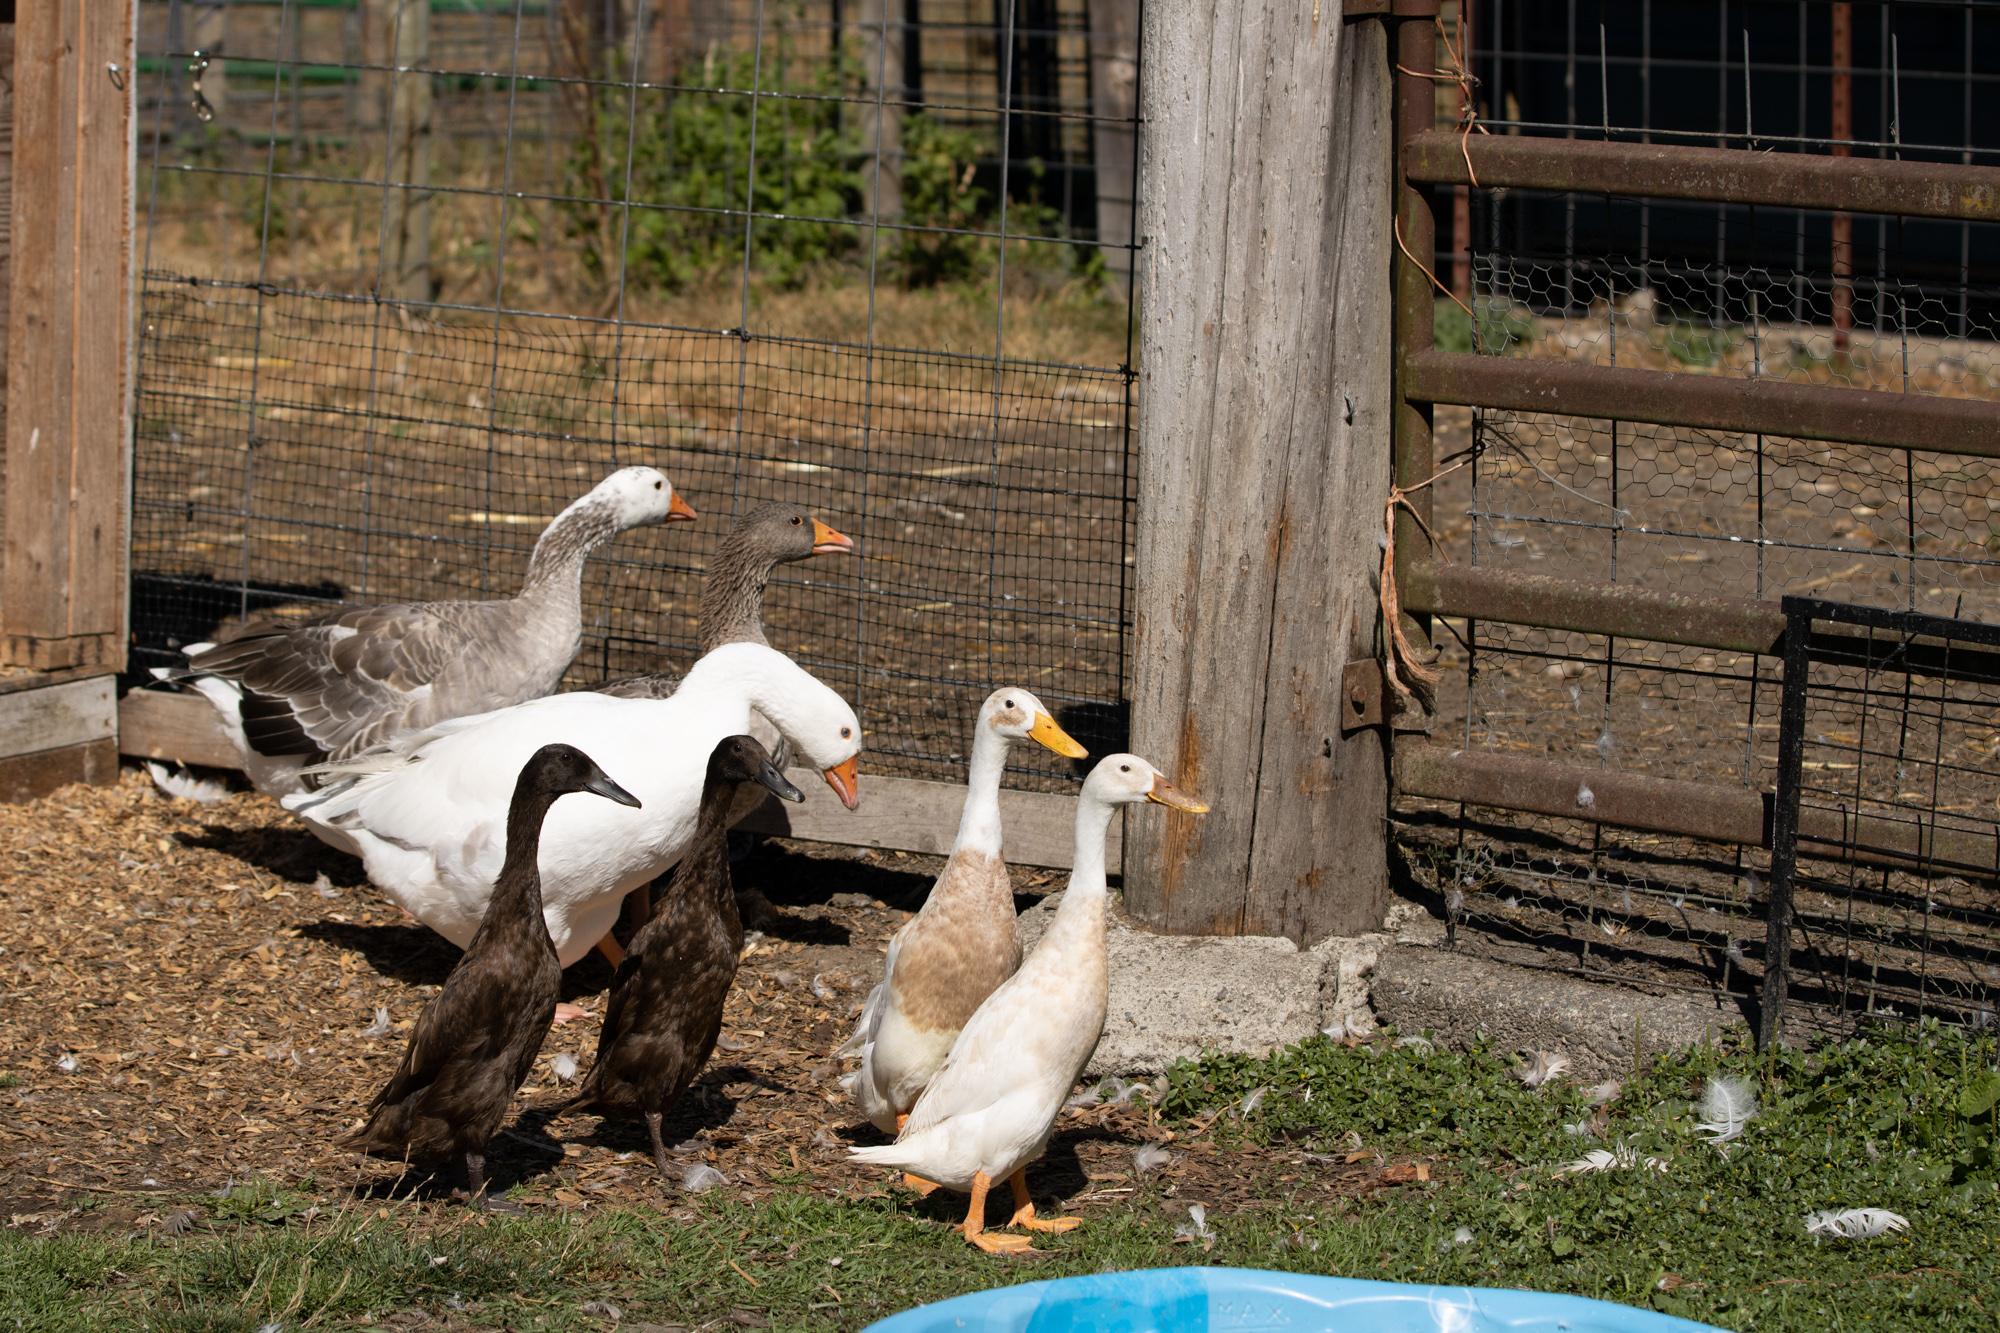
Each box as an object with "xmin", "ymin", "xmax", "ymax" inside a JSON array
[{"xmin": 968, "ymin": 1230, "xmax": 1035, "ymax": 1254}]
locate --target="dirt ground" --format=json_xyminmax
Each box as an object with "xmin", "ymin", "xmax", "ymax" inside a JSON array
[{"xmin": 1, "ymin": 768, "xmax": 1415, "ymax": 1236}]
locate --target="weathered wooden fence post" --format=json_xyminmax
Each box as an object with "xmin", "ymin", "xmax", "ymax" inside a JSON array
[
  {"xmin": 1087, "ymin": 0, "xmax": 1138, "ymax": 287},
  {"xmin": 365, "ymin": 0, "xmax": 431, "ymax": 303},
  {"xmin": 1125, "ymin": 1, "xmax": 1393, "ymax": 943},
  {"xmin": 0, "ymin": 0, "xmax": 133, "ymax": 799},
  {"xmin": 857, "ymin": 0, "xmax": 904, "ymax": 221}
]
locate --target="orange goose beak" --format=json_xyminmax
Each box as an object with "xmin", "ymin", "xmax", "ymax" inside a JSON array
[
  {"xmin": 810, "ymin": 518, "xmax": 856, "ymax": 555},
  {"xmin": 822, "ymin": 755, "xmax": 861, "ymax": 809}
]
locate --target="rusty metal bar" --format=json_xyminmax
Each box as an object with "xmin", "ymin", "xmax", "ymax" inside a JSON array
[
  {"xmin": 1395, "ymin": 743, "xmax": 2000, "ymax": 879},
  {"xmin": 1396, "ymin": 743, "xmax": 1766, "ymax": 845},
  {"xmin": 1403, "ymin": 564, "xmax": 1786, "ymax": 655},
  {"xmin": 1406, "ymin": 349, "xmax": 2000, "ymax": 458},
  {"xmin": 1831, "ymin": 1, "xmax": 1855, "ymax": 349},
  {"xmin": 1403, "ymin": 129, "xmax": 2000, "ymax": 224},
  {"xmin": 1390, "ymin": 0, "xmax": 1440, "ymax": 644}
]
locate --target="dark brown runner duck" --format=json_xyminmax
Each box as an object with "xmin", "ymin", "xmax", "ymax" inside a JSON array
[
  {"xmin": 565, "ymin": 735, "xmax": 803, "ymax": 1173},
  {"xmin": 342, "ymin": 742, "xmax": 641, "ymax": 1207}
]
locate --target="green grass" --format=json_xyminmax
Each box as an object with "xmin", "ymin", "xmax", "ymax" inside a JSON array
[{"xmin": 7, "ymin": 1025, "xmax": 1996, "ymax": 1330}]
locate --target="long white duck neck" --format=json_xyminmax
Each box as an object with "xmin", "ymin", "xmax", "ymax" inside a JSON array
[
  {"xmin": 674, "ymin": 644, "xmax": 813, "ymax": 739},
  {"xmin": 952, "ymin": 721, "xmax": 1010, "ymax": 856},
  {"xmin": 1039, "ymin": 789, "xmax": 1117, "ymax": 950},
  {"xmin": 520, "ymin": 489, "xmax": 625, "ymax": 602}
]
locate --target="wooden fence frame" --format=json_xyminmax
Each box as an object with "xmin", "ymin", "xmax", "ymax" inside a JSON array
[
  {"xmin": 0, "ymin": 0, "xmax": 135, "ymax": 801},
  {"xmin": 104, "ymin": 3, "xmax": 1397, "ymax": 937}
]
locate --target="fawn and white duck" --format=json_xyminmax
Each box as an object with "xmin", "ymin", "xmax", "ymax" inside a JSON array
[
  {"xmin": 842, "ymin": 688, "xmax": 1085, "ymax": 1140},
  {"xmin": 850, "ymin": 753, "xmax": 1207, "ymax": 1253}
]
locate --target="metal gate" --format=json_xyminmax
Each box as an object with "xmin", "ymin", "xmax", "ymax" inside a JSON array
[{"xmin": 1382, "ymin": 0, "xmax": 2000, "ymax": 1037}]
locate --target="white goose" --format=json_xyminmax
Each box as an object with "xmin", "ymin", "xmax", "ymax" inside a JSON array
[
  {"xmin": 850, "ymin": 753, "xmax": 1207, "ymax": 1253},
  {"xmin": 283, "ymin": 642, "xmax": 861, "ymax": 968},
  {"xmin": 163, "ymin": 466, "xmax": 695, "ymax": 796},
  {"xmin": 842, "ymin": 687, "xmax": 1086, "ymax": 1140}
]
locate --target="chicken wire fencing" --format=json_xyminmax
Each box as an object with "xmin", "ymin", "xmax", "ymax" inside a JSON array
[
  {"xmin": 1394, "ymin": 0, "xmax": 2000, "ymax": 1029},
  {"xmin": 131, "ymin": 0, "xmax": 1143, "ymax": 791}
]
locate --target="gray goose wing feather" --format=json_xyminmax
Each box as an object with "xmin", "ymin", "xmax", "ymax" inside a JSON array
[{"xmin": 189, "ymin": 599, "xmax": 506, "ymax": 761}]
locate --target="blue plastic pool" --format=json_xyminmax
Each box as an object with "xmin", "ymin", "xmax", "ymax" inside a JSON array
[{"xmin": 862, "ymin": 1267, "xmax": 1721, "ymax": 1332}]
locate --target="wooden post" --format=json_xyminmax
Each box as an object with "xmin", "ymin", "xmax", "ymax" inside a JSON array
[
  {"xmin": 365, "ymin": 0, "xmax": 431, "ymax": 302},
  {"xmin": 1125, "ymin": 3, "xmax": 1393, "ymax": 944},
  {"xmin": 2, "ymin": 0, "xmax": 136, "ymax": 676},
  {"xmin": 857, "ymin": 0, "xmax": 904, "ymax": 220},
  {"xmin": 1087, "ymin": 0, "xmax": 1138, "ymax": 287}
]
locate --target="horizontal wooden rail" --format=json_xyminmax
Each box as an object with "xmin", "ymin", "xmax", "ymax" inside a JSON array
[
  {"xmin": 1395, "ymin": 743, "xmax": 2000, "ymax": 878},
  {"xmin": 1404, "ymin": 350, "xmax": 2000, "ymax": 458},
  {"xmin": 1404, "ymin": 129, "xmax": 2000, "ymax": 223},
  {"xmin": 117, "ymin": 689, "xmax": 1104, "ymax": 869}
]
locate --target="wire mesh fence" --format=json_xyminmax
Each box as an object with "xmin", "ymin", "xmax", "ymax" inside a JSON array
[
  {"xmin": 131, "ymin": 0, "xmax": 1142, "ymax": 791},
  {"xmin": 1396, "ymin": 0, "xmax": 2000, "ymax": 1028},
  {"xmin": 1766, "ymin": 597, "xmax": 2000, "ymax": 1038}
]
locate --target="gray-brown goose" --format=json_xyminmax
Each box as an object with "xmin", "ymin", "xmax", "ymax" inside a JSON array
[
  {"xmin": 600, "ymin": 500, "xmax": 853, "ymax": 704},
  {"xmin": 342, "ymin": 742, "xmax": 641, "ymax": 1209},
  {"xmin": 165, "ymin": 467, "xmax": 694, "ymax": 796}
]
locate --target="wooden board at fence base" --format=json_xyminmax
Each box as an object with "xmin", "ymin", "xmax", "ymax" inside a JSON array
[
  {"xmin": 118, "ymin": 689, "xmax": 1105, "ymax": 870},
  {"xmin": 2, "ymin": 0, "xmax": 136, "ymax": 674},
  {"xmin": 0, "ymin": 674, "xmax": 118, "ymax": 804},
  {"xmin": 1125, "ymin": 2, "xmax": 1393, "ymax": 944}
]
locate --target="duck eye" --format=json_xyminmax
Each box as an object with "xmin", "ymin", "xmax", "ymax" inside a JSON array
[
  {"xmin": 1004, "ymin": 698, "xmax": 1015, "ymax": 709},
  {"xmin": 653, "ymin": 479, "xmax": 663, "ymax": 489},
  {"xmin": 1119, "ymin": 764, "xmax": 1131, "ymax": 773},
  {"xmin": 791, "ymin": 515, "xmax": 804, "ymax": 525},
  {"xmin": 840, "ymin": 726, "xmax": 853, "ymax": 739}
]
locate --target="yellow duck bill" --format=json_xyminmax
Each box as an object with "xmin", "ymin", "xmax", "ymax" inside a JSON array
[{"xmin": 1027, "ymin": 711, "xmax": 1088, "ymax": 759}]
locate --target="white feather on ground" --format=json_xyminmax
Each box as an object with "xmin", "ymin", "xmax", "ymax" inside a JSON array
[
  {"xmin": 145, "ymin": 761, "xmax": 230, "ymax": 805},
  {"xmin": 1173, "ymin": 1203, "xmax": 1214, "ymax": 1244},
  {"xmin": 1517, "ymin": 1050, "xmax": 1571, "ymax": 1090},
  {"xmin": 1695, "ymin": 1074, "xmax": 1758, "ymax": 1144},
  {"xmin": 1556, "ymin": 1144, "xmax": 1669, "ymax": 1175},
  {"xmin": 1804, "ymin": 1208, "xmax": 1910, "ymax": 1239}
]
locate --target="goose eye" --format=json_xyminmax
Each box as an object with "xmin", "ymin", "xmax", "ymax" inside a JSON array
[
  {"xmin": 1119, "ymin": 764, "xmax": 1131, "ymax": 773},
  {"xmin": 653, "ymin": 479, "xmax": 664, "ymax": 490},
  {"xmin": 840, "ymin": 726, "xmax": 853, "ymax": 739},
  {"xmin": 791, "ymin": 515, "xmax": 804, "ymax": 525}
]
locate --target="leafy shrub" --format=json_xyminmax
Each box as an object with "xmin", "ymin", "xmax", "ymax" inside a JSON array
[
  {"xmin": 566, "ymin": 42, "xmax": 865, "ymax": 292},
  {"xmin": 893, "ymin": 113, "xmax": 1094, "ymax": 290},
  {"xmin": 1434, "ymin": 297, "xmax": 1536, "ymax": 355}
]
